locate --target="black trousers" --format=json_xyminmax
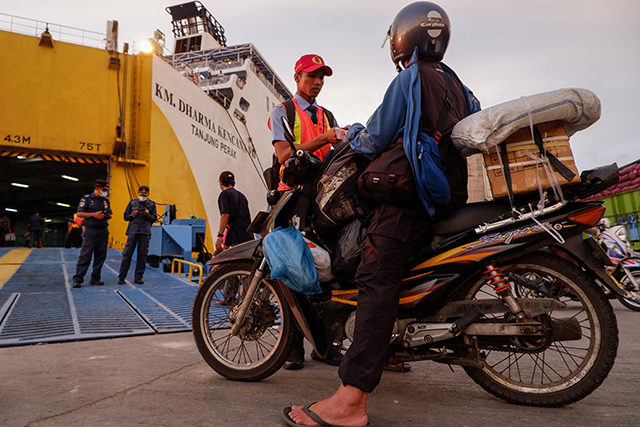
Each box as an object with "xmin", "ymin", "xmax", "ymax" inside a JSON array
[
  {"xmin": 338, "ymin": 204, "xmax": 431, "ymax": 393},
  {"xmin": 118, "ymin": 233, "xmax": 150, "ymax": 280},
  {"xmin": 65, "ymin": 228, "xmax": 83, "ymax": 248},
  {"xmin": 29, "ymin": 229, "xmax": 42, "ymax": 248},
  {"xmin": 73, "ymin": 227, "xmax": 109, "ymax": 283}
]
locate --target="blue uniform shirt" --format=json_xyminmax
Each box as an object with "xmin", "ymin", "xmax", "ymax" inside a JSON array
[{"xmin": 77, "ymin": 193, "xmax": 112, "ymax": 228}]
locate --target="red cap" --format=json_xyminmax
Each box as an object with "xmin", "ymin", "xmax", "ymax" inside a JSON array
[{"xmin": 294, "ymin": 54, "xmax": 333, "ymax": 76}]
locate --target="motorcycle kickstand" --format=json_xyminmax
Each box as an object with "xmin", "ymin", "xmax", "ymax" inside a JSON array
[{"xmin": 229, "ymin": 257, "xmax": 268, "ymax": 336}]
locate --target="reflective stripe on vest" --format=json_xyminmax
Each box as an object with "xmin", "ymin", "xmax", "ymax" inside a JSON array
[
  {"xmin": 292, "ymin": 99, "xmax": 331, "ymax": 160},
  {"xmin": 277, "ymin": 100, "xmax": 333, "ymax": 191}
]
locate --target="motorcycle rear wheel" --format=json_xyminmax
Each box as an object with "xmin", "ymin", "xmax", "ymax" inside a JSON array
[
  {"xmin": 192, "ymin": 261, "xmax": 296, "ymax": 381},
  {"xmin": 459, "ymin": 251, "xmax": 618, "ymax": 407},
  {"xmin": 615, "ymin": 267, "xmax": 640, "ymax": 311}
]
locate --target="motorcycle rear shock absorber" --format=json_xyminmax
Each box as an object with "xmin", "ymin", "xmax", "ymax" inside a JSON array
[{"xmin": 484, "ymin": 264, "xmax": 527, "ymax": 321}]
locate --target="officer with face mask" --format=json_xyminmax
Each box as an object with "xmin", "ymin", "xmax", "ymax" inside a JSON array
[
  {"xmin": 117, "ymin": 185, "xmax": 157, "ymax": 285},
  {"xmin": 72, "ymin": 179, "xmax": 113, "ymax": 288}
]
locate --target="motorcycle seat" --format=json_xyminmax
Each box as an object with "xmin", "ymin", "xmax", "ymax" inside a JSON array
[{"xmin": 428, "ymin": 200, "xmax": 514, "ymax": 237}]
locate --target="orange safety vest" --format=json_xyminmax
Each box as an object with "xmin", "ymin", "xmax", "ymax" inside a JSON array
[
  {"xmin": 277, "ymin": 99, "xmax": 333, "ymax": 191},
  {"xmin": 68, "ymin": 213, "xmax": 83, "ymax": 233}
]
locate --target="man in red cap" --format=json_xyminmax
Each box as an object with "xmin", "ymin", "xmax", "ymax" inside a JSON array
[
  {"xmin": 269, "ymin": 54, "xmax": 345, "ymax": 192},
  {"xmin": 269, "ymin": 55, "xmax": 345, "ymax": 368}
]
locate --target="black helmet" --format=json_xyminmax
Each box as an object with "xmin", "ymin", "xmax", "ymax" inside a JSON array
[{"xmin": 388, "ymin": 2, "xmax": 451, "ymax": 70}]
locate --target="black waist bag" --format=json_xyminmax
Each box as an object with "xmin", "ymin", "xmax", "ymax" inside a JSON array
[
  {"xmin": 313, "ymin": 141, "xmax": 370, "ymax": 246},
  {"xmin": 357, "ymin": 138, "xmax": 418, "ymax": 206},
  {"xmin": 315, "ymin": 141, "xmax": 370, "ymax": 226}
]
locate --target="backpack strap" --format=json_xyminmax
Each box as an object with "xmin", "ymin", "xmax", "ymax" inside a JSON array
[
  {"xmin": 432, "ymin": 73, "xmax": 452, "ymax": 143},
  {"xmin": 284, "ymin": 98, "xmax": 336, "ymax": 130},
  {"xmin": 282, "ymin": 99, "xmax": 296, "ymax": 130}
]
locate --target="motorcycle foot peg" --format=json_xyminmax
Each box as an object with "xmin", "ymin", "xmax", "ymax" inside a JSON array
[{"xmin": 453, "ymin": 306, "xmax": 482, "ymax": 334}]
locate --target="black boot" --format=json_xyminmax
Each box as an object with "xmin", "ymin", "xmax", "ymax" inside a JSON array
[{"xmin": 283, "ymin": 331, "xmax": 305, "ymax": 370}]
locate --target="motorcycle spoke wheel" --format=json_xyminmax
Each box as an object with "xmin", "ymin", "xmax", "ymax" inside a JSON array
[
  {"xmin": 460, "ymin": 251, "xmax": 618, "ymax": 407},
  {"xmin": 192, "ymin": 261, "xmax": 296, "ymax": 381},
  {"xmin": 616, "ymin": 268, "xmax": 640, "ymax": 311}
]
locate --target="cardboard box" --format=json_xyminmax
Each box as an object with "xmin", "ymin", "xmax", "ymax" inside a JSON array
[{"xmin": 484, "ymin": 120, "xmax": 581, "ymax": 199}]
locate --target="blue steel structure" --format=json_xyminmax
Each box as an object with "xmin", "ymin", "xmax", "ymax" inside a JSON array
[{"xmin": 148, "ymin": 205, "xmax": 208, "ymax": 271}]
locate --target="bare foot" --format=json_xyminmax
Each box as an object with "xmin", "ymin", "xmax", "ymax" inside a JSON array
[{"xmin": 288, "ymin": 384, "xmax": 368, "ymax": 426}]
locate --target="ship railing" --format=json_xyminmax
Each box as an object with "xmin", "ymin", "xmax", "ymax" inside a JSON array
[
  {"xmin": 164, "ymin": 43, "xmax": 292, "ymax": 101},
  {"xmin": 206, "ymin": 89, "xmax": 232, "ymax": 109},
  {"xmin": 0, "ymin": 12, "xmax": 105, "ymax": 48}
]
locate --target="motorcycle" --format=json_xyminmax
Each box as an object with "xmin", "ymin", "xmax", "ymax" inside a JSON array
[
  {"xmin": 590, "ymin": 219, "xmax": 640, "ymax": 311},
  {"xmin": 192, "ymin": 118, "xmax": 635, "ymax": 407}
]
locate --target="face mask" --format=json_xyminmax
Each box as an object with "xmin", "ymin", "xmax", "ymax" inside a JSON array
[
  {"xmin": 99, "ymin": 190, "xmax": 108, "ymax": 198},
  {"xmin": 138, "ymin": 195, "xmax": 148, "ymax": 202}
]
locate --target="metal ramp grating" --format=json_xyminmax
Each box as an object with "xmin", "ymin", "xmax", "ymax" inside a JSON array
[
  {"xmin": 0, "ymin": 248, "xmax": 203, "ymax": 347},
  {"xmin": 73, "ymin": 287, "xmax": 155, "ymax": 336},
  {"xmin": 0, "ymin": 291, "xmax": 76, "ymax": 345}
]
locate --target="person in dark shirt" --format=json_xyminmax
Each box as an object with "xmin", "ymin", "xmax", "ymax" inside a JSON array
[
  {"xmin": 215, "ymin": 171, "xmax": 252, "ymax": 252},
  {"xmin": 117, "ymin": 185, "xmax": 157, "ymax": 285},
  {"xmin": 28, "ymin": 212, "xmax": 45, "ymax": 248},
  {"xmin": 0, "ymin": 214, "xmax": 11, "ymax": 247},
  {"xmin": 72, "ymin": 179, "xmax": 113, "ymax": 288},
  {"xmin": 215, "ymin": 171, "xmax": 253, "ymax": 304}
]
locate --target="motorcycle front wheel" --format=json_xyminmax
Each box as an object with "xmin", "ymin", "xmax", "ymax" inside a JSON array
[
  {"xmin": 192, "ymin": 260, "xmax": 296, "ymax": 381},
  {"xmin": 615, "ymin": 267, "xmax": 640, "ymax": 311},
  {"xmin": 459, "ymin": 251, "xmax": 618, "ymax": 407}
]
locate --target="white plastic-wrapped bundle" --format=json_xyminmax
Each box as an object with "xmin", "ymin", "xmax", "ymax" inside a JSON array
[{"xmin": 452, "ymin": 88, "xmax": 601, "ymax": 157}]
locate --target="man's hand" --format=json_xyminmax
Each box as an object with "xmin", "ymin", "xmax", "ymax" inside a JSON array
[
  {"xmin": 94, "ymin": 212, "xmax": 105, "ymax": 220},
  {"xmin": 215, "ymin": 239, "xmax": 225, "ymax": 254},
  {"xmin": 140, "ymin": 209, "xmax": 148, "ymax": 216}
]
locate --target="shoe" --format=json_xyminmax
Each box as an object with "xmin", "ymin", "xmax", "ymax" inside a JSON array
[
  {"xmin": 118, "ymin": 279, "xmax": 126, "ymax": 285},
  {"xmin": 72, "ymin": 282, "xmax": 82, "ymax": 288},
  {"xmin": 310, "ymin": 349, "xmax": 343, "ymax": 366},
  {"xmin": 134, "ymin": 279, "xmax": 144, "ymax": 284},
  {"xmin": 384, "ymin": 362, "xmax": 411, "ymax": 372},
  {"xmin": 283, "ymin": 360, "xmax": 304, "ymax": 370},
  {"xmin": 283, "ymin": 346, "xmax": 305, "ymax": 370},
  {"xmin": 89, "ymin": 279, "xmax": 104, "ymax": 286}
]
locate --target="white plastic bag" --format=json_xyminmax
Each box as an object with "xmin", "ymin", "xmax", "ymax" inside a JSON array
[{"xmin": 304, "ymin": 237, "xmax": 333, "ymax": 283}]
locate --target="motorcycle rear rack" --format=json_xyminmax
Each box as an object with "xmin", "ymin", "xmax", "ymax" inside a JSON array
[{"xmin": 475, "ymin": 201, "xmax": 565, "ymax": 235}]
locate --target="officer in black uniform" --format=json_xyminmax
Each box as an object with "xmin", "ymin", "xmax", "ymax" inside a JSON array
[
  {"xmin": 117, "ymin": 185, "xmax": 157, "ymax": 285},
  {"xmin": 72, "ymin": 179, "xmax": 112, "ymax": 288}
]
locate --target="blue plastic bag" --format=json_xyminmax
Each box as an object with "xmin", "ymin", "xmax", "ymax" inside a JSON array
[{"xmin": 262, "ymin": 226, "xmax": 322, "ymax": 294}]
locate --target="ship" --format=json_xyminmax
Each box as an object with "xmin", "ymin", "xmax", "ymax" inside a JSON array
[{"xmin": 0, "ymin": 1, "xmax": 290, "ymax": 255}]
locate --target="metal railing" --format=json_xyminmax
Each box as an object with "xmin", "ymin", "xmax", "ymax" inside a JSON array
[
  {"xmin": 0, "ymin": 13, "xmax": 105, "ymax": 49},
  {"xmin": 171, "ymin": 258, "xmax": 204, "ymax": 286}
]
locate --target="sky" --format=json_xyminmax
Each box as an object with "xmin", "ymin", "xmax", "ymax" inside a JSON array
[{"xmin": 2, "ymin": 0, "xmax": 639, "ymax": 172}]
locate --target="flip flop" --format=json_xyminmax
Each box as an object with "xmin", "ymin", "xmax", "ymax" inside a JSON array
[{"xmin": 281, "ymin": 404, "xmax": 373, "ymax": 427}]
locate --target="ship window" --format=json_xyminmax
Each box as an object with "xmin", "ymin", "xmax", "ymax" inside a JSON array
[
  {"xmin": 239, "ymin": 97, "xmax": 250, "ymax": 112},
  {"xmin": 266, "ymin": 96, "xmax": 270, "ymax": 111},
  {"xmin": 175, "ymin": 36, "xmax": 202, "ymax": 54}
]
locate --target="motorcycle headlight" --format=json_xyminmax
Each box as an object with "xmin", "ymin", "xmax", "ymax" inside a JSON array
[{"xmin": 615, "ymin": 227, "xmax": 627, "ymax": 241}]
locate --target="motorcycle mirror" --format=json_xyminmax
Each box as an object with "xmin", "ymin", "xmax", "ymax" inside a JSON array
[{"xmin": 280, "ymin": 117, "xmax": 297, "ymax": 155}]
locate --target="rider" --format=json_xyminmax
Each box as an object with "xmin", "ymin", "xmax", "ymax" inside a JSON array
[{"xmin": 284, "ymin": 3, "xmax": 480, "ymax": 426}]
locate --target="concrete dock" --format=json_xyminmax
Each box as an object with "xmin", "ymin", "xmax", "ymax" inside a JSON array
[{"xmin": 1, "ymin": 248, "xmax": 639, "ymax": 426}]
